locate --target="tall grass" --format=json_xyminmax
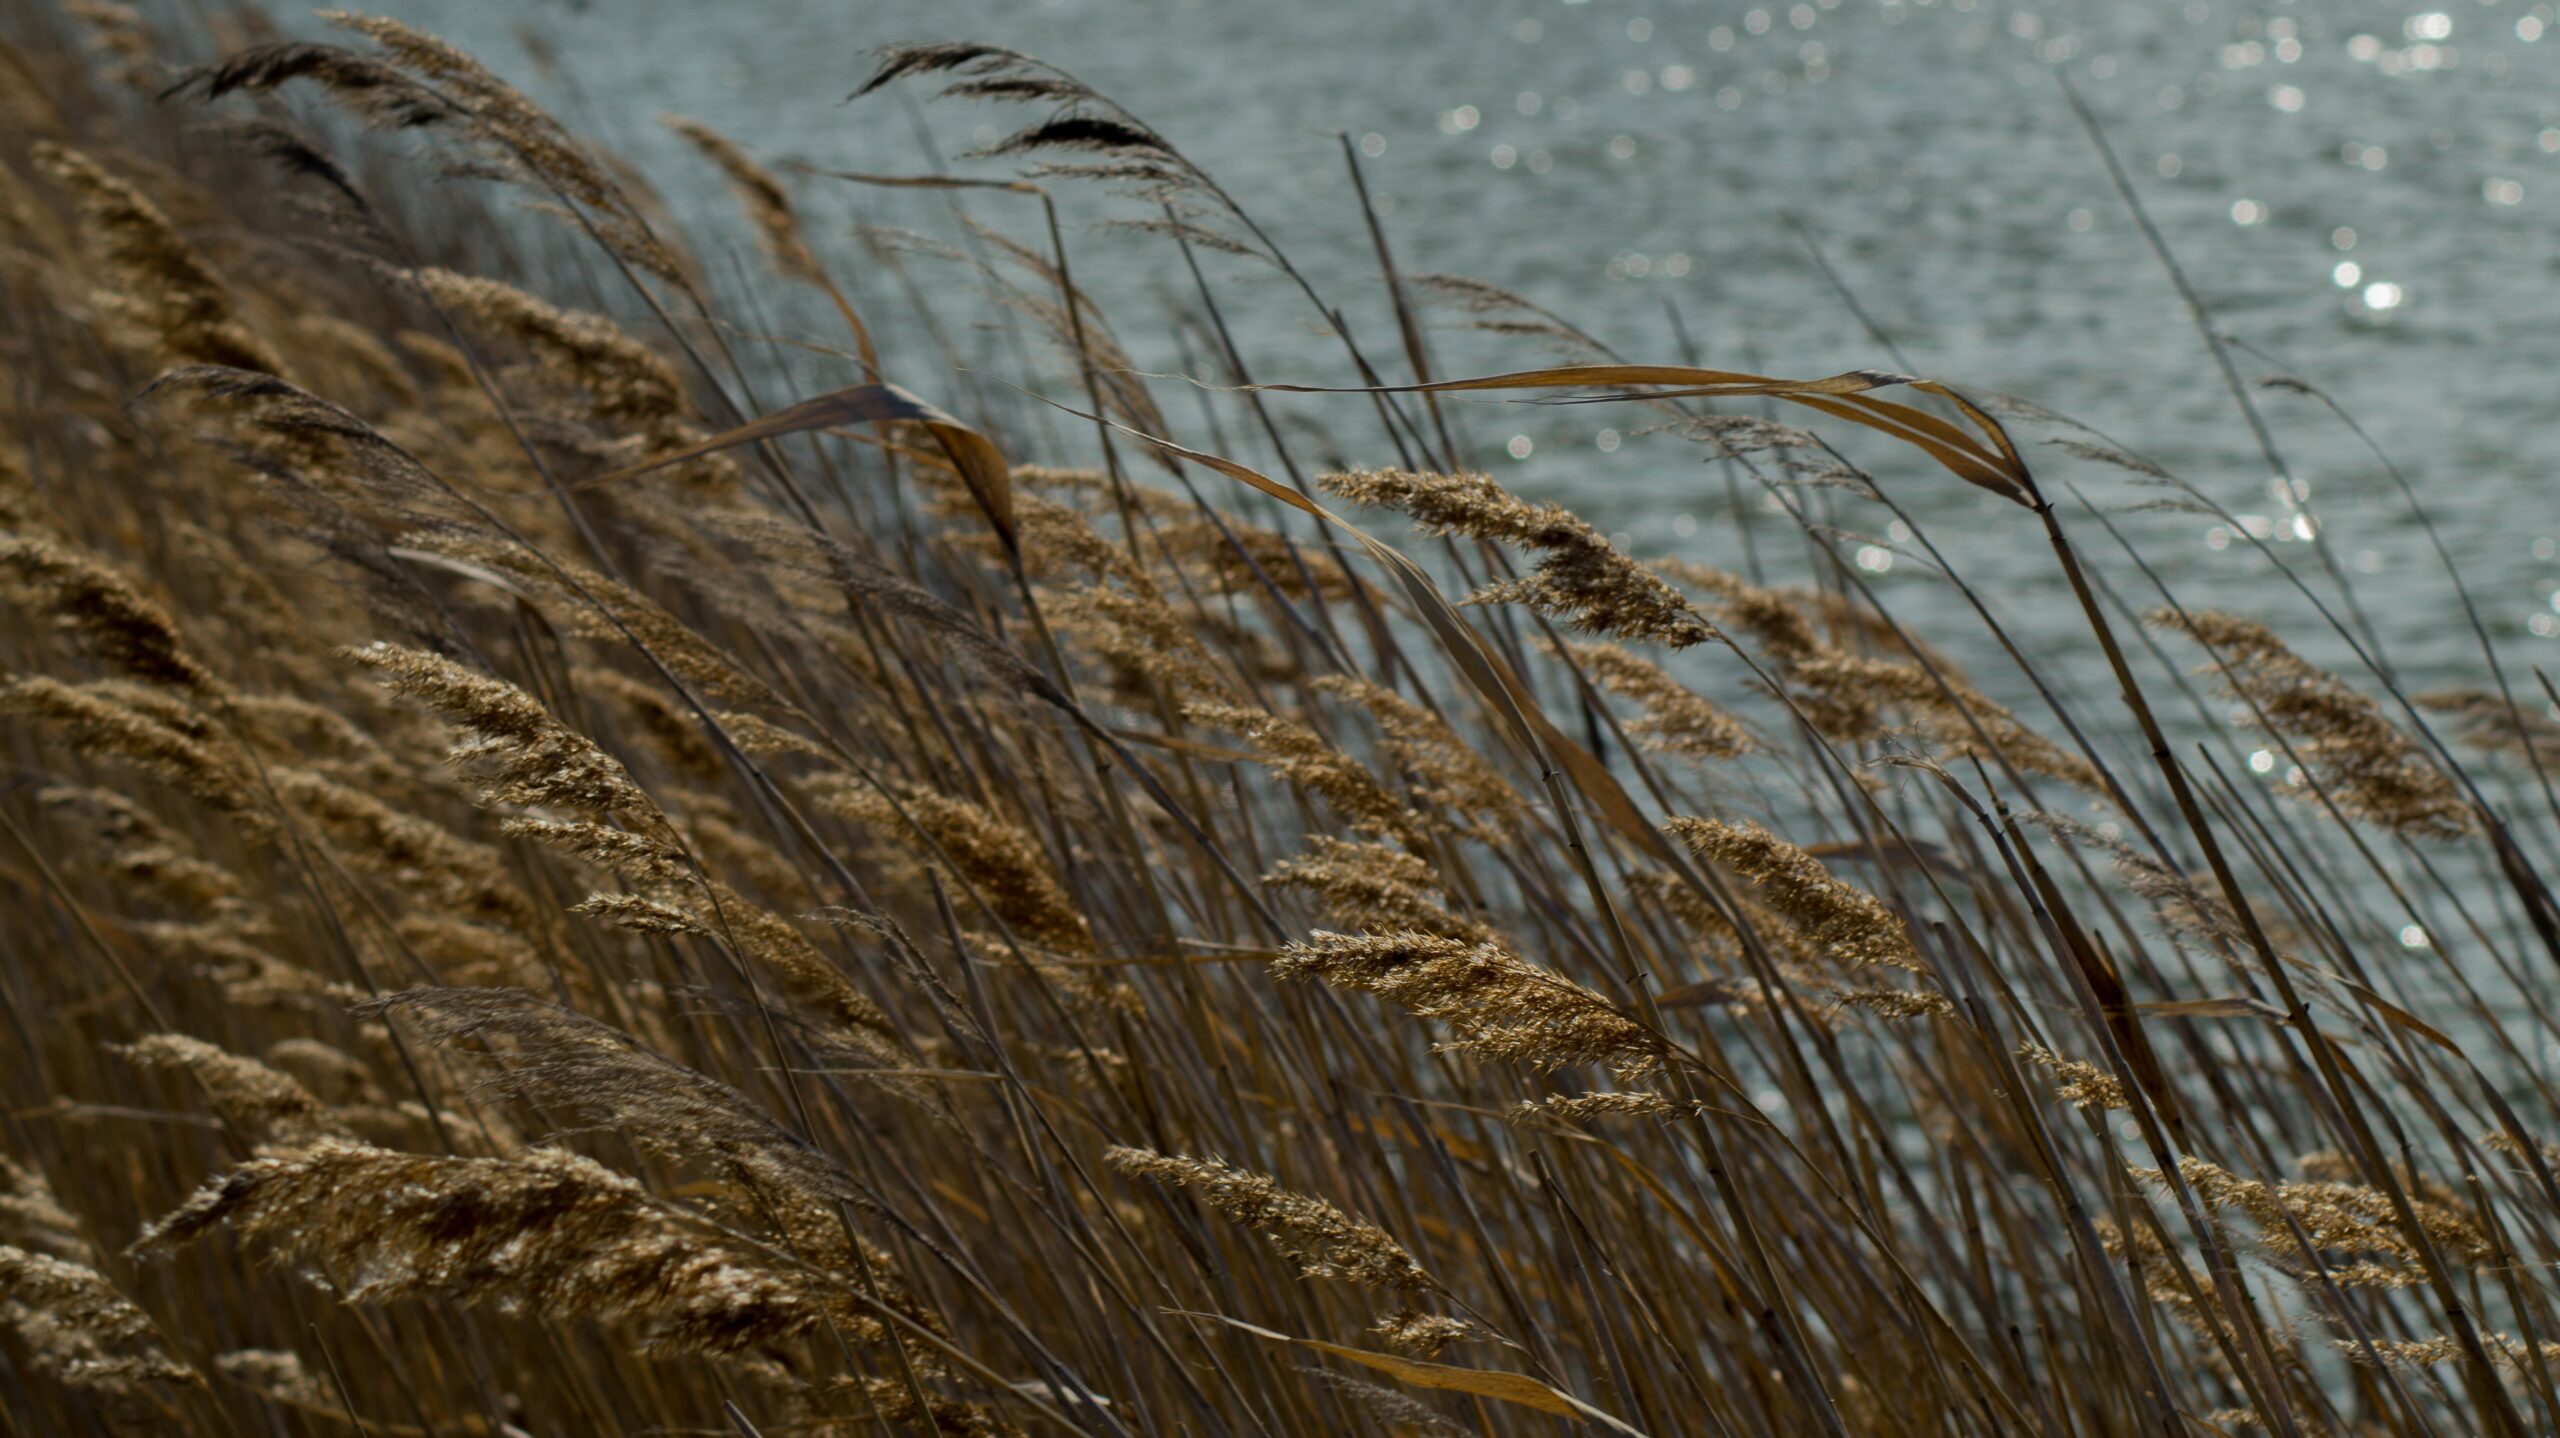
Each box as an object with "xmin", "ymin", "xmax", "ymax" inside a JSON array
[{"xmin": 2, "ymin": 4, "xmax": 2557, "ymax": 1434}]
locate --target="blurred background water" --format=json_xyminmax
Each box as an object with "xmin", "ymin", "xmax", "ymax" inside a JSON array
[{"xmin": 383, "ymin": 0, "xmax": 2557, "ymax": 704}]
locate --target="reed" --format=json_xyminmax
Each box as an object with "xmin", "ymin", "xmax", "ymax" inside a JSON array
[{"xmin": 0, "ymin": 5, "xmax": 2552, "ymax": 1435}]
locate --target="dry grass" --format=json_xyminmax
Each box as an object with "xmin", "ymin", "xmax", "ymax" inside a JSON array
[{"xmin": 2, "ymin": 6, "xmax": 2557, "ymax": 1436}]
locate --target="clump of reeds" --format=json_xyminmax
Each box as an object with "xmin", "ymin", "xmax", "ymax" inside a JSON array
[{"xmin": 2, "ymin": 7, "xmax": 2557, "ymax": 1436}]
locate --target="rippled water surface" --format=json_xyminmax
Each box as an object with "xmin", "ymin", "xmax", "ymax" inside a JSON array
[{"xmin": 393, "ymin": 0, "xmax": 2557, "ymax": 698}]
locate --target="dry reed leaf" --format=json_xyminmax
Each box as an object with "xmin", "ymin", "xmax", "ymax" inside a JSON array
[
  {"xmin": 1254, "ymin": 363, "xmax": 2034, "ymax": 506},
  {"xmin": 1180, "ymin": 1312, "xmax": 1648, "ymax": 1436},
  {"xmin": 596, "ymin": 382, "xmax": 1015, "ymax": 551}
]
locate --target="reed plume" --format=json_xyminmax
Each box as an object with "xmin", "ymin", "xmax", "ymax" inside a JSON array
[
  {"xmin": 213, "ymin": 1349, "xmax": 335, "ymax": 1412},
  {"xmin": 809, "ymin": 774, "xmax": 1094, "ymax": 954},
  {"xmin": 2153, "ymin": 608, "xmax": 2469, "ymax": 839},
  {"xmin": 1313, "ymin": 675, "xmax": 1521, "ymax": 825},
  {"xmin": 1274, "ymin": 931, "xmax": 1665, "ymax": 1079},
  {"xmin": 664, "ymin": 115, "xmax": 827, "ymax": 288},
  {"xmin": 29, "ymin": 142, "xmax": 285, "ymax": 374},
  {"xmin": 1322, "ymin": 467, "xmax": 1715, "ymax": 647},
  {"xmin": 0, "ymin": 1158, "xmax": 90, "ymax": 1264},
  {"xmin": 1666, "ymin": 816, "xmax": 1922, "ymax": 971},
  {"xmin": 0, "ymin": 535, "xmax": 222, "ymax": 695},
  {"xmin": 1265, "ymin": 836, "xmax": 1492, "ymax": 942},
  {"xmin": 1106, "ymin": 1146, "xmax": 1436, "ymax": 1291},
  {"xmin": 114, "ymin": 1034, "xmax": 352, "ymax": 1146},
  {"xmin": 1188, "ymin": 702, "xmax": 1427, "ymax": 848},
  {"xmin": 2017, "ymin": 1041, "xmax": 2127, "ymax": 1111},
  {"xmin": 134, "ymin": 1140, "xmax": 884, "ymax": 1356},
  {"xmin": 2146, "ymin": 1156, "xmax": 2491, "ymax": 1289},
  {"xmin": 0, "ymin": 1244, "xmax": 199, "ymax": 1396},
  {"xmin": 1, "ymin": 676, "xmax": 260, "ymax": 818},
  {"xmin": 1556, "ymin": 639, "xmax": 1753, "ymax": 760},
  {"xmin": 343, "ymin": 641, "xmax": 653, "ymax": 817}
]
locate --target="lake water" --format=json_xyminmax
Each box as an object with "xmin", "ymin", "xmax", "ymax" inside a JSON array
[{"xmin": 384, "ymin": 0, "xmax": 2558, "ymax": 708}]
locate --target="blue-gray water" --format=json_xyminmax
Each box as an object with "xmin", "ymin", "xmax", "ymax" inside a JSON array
[{"xmin": 392, "ymin": 0, "xmax": 2555, "ymax": 702}]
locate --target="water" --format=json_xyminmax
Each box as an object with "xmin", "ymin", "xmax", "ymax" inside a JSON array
[{"xmin": 383, "ymin": 0, "xmax": 2557, "ymax": 704}]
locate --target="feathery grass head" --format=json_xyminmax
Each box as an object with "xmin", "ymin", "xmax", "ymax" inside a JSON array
[
  {"xmin": 0, "ymin": 536, "xmax": 222, "ymax": 695},
  {"xmin": 342, "ymin": 642, "xmax": 653, "ymax": 817},
  {"xmin": 1265, "ymin": 836, "xmax": 1493, "ymax": 943},
  {"xmin": 0, "ymin": 1244, "xmax": 199, "ymax": 1395},
  {"xmin": 275, "ymin": 766, "xmax": 540, "ymax": 931},
  {"xmin": 115, "ymin": 1034, "xmax": 351, "ymax": 1146},
  {"xmin": 810, "ymin": 775, "xmax": 1092, "ymax": 954},
  {"xmin": 2147, "ymin": 1156, "xmax": 2491, "ymax": 1289},
  {"xmin": 1275, "ymin": 930, "xmax": 1665, "ymax": 1079},
  {"xmin": 134, "ymin": 1140, "xmax": 869, "ymax": 1355},
  {"xmin": 2, "ymin": 676, "xmax": 259, "ymax": 819},
  {"xmin": 39, "ymin": 784, "xmax": 245, "ymax": 915},
  {"xmin": 1188, "ymin": 702, "xmax": 1426, "ymax": 848},
  {"xmin": 1666, "ymin": 817, "xmax": 1922, "ymax": 971},
  {"xmin": 1106, "ymin": 1146, "xmax": 1436, "ymax": 1291},
  {"xmin": 372, "ymin": 988, "xmax": 869, "ymax": 1209},
  {"xmin": 1555, "ymin": 640, "xmax": 1752, "ymax": 760},
  {"xmin": 0, "ymin": 1159, "xmax": 91, "ymax": 1264},
  {"xmin": 664, "ymin": 114, "xmax": 827, "ymax": 286},
  {"xmin": 2017, "ymin": 1041, "xmax": 2128, "ymax": 1111},
  {"xmin": 1323, "ymin": 467, "xmax": 1715, "ymax": 647},
  {"xmin": 1313, "ymin": 675, "xmax": 1521, "ymax": 825},
  {"xmin": 2153, "ymin": 608, "xmax": 2469, "ymax": 839},
  {"xmin": 30, "ymin": 142, "xmax": 285, "ymax": 374}
]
